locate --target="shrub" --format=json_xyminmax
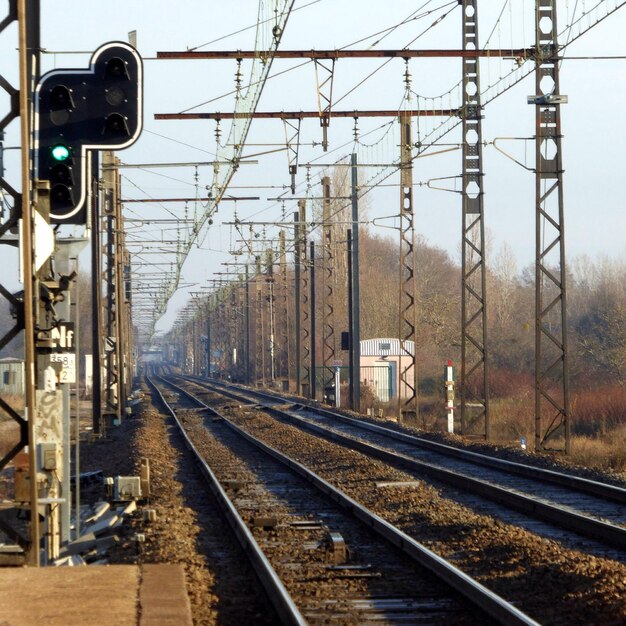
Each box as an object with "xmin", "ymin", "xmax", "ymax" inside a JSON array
[{"xmin": 571, "ymin": 385, "xmax": 626, "ymax": 436}]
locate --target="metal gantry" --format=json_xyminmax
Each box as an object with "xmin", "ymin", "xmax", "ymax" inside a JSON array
[
  {"xmin": 533, "ymin": 0, "xmax": 571, "ymax": 453},
  {"xmin": 460, "ymin": 0, "xmax": 490, "ymax": 438}
]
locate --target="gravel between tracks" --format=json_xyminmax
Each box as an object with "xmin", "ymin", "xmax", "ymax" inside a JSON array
[
  {"xmin": 176, "ymin": 406, "xmax": 484, "ymax": 625},
  {"xmin": 78, "ymin": 380, "xmax": 626, "ymax": 626},
  {"xmin": 213, "ymin": 401, "xmax": 626, "ymax": 626},
  {"xmin": 79, "ymin": 386, "xmax": 276, "ymax": 626}
]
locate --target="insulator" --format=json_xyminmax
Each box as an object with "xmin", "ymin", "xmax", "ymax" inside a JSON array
[
  {"xmin": 214, "ymin": 120, "xmax": 221, "ymax": 145},
  {"xmin": 235, "ymin": 59, "xmax": 243, "ymax": 99},
  {"xmin": 353, "ymin": 116, "xmax": 359, "ymax": 142},
  {"xmin": 403, "ymin": 59, "xmax": 412, "ymax": 100}
]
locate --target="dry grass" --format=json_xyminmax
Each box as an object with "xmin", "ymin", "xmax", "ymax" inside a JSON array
[
  {"xmin": 570, "ymin": 427, "xmax": 626, "ymax": 473},
  {"xmin": 485, "ymin": 386, "xmax": 626, "ymax": 474},
  {"xmin": 571, "ymin": 385, "xmax": 626, "ymax": 435},
  {"xmin": 409, "ymin": 379, "xmax": 626, "ymax": 475}
]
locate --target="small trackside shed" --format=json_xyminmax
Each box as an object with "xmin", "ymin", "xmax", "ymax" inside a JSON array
[
  {"xmin": 0, "ymin": 358, "xmax": 25, "ymax": 396},
  {"xmin": 360, "ymin": 338, "xmax": 415, "ymax": 402}
]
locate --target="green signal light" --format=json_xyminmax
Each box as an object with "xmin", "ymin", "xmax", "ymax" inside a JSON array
[{"xmin": 51, "ymin": 144, "xmax": 71, "ymax": 162}]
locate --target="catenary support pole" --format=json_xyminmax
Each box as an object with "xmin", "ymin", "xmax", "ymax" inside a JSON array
[{"xmin": 350, "ymin": 153, "xmax": 361, "ymax": 412}]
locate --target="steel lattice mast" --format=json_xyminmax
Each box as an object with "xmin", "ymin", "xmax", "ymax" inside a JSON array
[
  {"xmin": 321, "ymin": 177, "xmax": 336, "ymax": 400},
  {"xmin": 533, "ymin": 0, "xmax": 571, "ymax": 453},
  {"xmin": 397, "ymin": 112, "xmax": 418, "ymax": 423},
  {"xmin": 460, "ymin": 0, "xmax": 490, "ymax": 438}
]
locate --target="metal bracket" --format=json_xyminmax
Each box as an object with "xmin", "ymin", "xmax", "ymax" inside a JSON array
[{"xmin": 314, "ymin": 59, "xmax": 335, "ymax": 151}]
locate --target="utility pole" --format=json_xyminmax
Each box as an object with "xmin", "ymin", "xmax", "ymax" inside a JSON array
[
  {"xmin": 244, "ymin": 264, "xmax": 251, "ymax": 383},
  {"xmin": 206, "ymin": 303, "xmax": 212, "ymax": 378},
  {"xmin": 298, "ymin": 202, "xmax": 312, "ymax": 397},
  {"xmin": 532, "ymin": 0, "xmax": 570, "ymax": 454},
  {"xmin": 266, "ymin": 248, "xmax": 276, "ymax": 385},
  {"xmin": 347, "ymin": 230, "xmax": 355, "ymax": 409},
  {"xmin": 294, "ymin": 212, "xmax": 302, "ymax": 394},
  {"xmin": 278, "ymin": 229, "xmax": 290, "ymax": 391},
  {"xmin": 90, "ymin": 154, "xmax": 104, "ymax": 435},
  {"xmin": 309, "ymin": 241, "xmax": 317, "ymax": 400},
  {"xmin": 397, "ymin": 112, "xmax": 418, "ymax": 423},
  {"xmin": 460, "ymin": 0, "xmax": 490, "ymax": 438},
  {"xmin": 229, "ymin": 286, "xmax": 238, "ymax": 377},
  {"xmin": 321, "ymin": 176, "xmax": 336, "ymax": 403},
  {"xmin": 255, "ymin": 255, "xmax": 265, "ymax": 386},
  {"xmin": 15, "ymin": 0, "xmax": 41, "ymax": 565},
  {"xmin": 102, "ymin": 152, "xmax": 123, "ymax": 427},
  {"xmin": 349, "ymin": 153, "xmax": 361, "ymax": 412},
  {"xmin": 32, "ymin": 183, "xmax": 65, "ymax": 564}
]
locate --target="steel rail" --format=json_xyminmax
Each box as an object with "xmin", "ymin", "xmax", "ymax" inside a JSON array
[
  {"xmin": 188, "ymin": 376, "xmax": 626, "ymax": 551},
  {"xmin": 162, "ymin": 374, "xmax": 538, "ymax": 626},
  {"xmin": 146, "ymin": 375, "xmax": 306, "ymax": 626},
  {"xmin": 203, "ymin": 377, "xmax": 626, "ymax": 504},
  {"xmin": 310, "ymin": 405, "xmax": 626, "ymax": 504}
]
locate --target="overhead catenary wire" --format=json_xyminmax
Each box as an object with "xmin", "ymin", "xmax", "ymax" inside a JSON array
[{"xmin": 137, "ymin": 0, "xmax": 626, "ymax": 340}]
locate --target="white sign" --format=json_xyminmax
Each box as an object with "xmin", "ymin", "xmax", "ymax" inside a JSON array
[
  {"xmin": 50, "ymin": 323, "xmax": 75, "ymax": 350},
  {"xmin": 50, "ymin": 353, "xmax": 76, "ymax": 384},
  {"xmin": 104, "ymin": 336, "xmax": 116, "ymax": 353},
  {"xmin": 33, "ymin": 210, "xmax": 55, "ymax": 272}
]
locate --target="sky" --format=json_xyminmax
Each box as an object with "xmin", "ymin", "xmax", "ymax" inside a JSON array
[{"xmin": 1, "ymin": 1, "xmax": 625, "ymax": 339}]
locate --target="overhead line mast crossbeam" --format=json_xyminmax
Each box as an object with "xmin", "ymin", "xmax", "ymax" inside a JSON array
[
  {"xmin": 156, "ymin": 109, "xmax": 457, "ymax": 120},
  {"xmin": 156, "ymin": 48, "xmax": 534, "ymax": 60},
  {"xmin": 121, "ymin": 196, "xmax": 260, "ymax": 202}
]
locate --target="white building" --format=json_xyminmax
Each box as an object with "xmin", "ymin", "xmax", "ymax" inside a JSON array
[
  {"xmin": 0, "ymin": 358, "xmax": 25, "ymax": 396},
  {"xmin": 360, "ymin": 338, "xmax": 415, "ymax": 402}
]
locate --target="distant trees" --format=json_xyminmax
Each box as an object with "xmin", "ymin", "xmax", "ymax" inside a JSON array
[
  {"xmin": 164, "ymin": 158, "xmax": 624, "ymax": 399},
  {"xmin": 569, "ymin": 256, "xmax": 626, "ymax": 386},
  {"xmin": 355, "ymin": 234, "xmax": 624, "ymax": 393}
]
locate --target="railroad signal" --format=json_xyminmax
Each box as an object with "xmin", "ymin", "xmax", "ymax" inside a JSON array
[{"xmin": 35, "ymin": 42, "xmax": 143, "ymax": 223}]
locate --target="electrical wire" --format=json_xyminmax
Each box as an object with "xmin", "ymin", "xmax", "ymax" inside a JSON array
[
  {"xmin": 189, "ymin": 0, "xmax": 322, "ymax": 51},
  {"xmin": 143, "ymin": 127, "xmax": 218, "ymax": 156}
]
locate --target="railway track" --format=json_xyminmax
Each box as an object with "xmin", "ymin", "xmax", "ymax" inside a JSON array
[
  {"xmin": 158, "ymin": 373, "xmax": 626, "ymax": 622},
  {"xmin": 148, "ymin": 373, "xmax": 538, "ymax": 625},
  {"xmin": 185, "ymin": 375, "xmax": 626, "ymax": 560}
]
